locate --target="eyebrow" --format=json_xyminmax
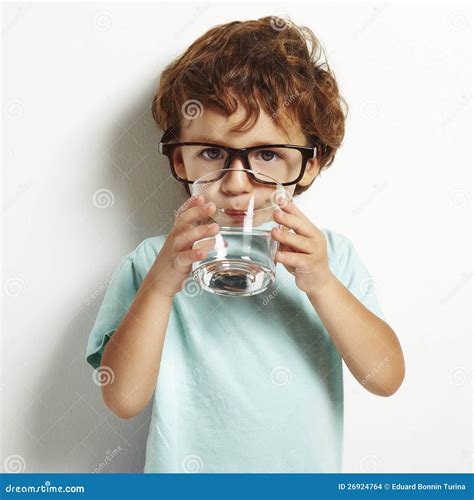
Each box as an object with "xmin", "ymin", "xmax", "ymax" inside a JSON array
[{"xmin": 185, "ymin": 137, "xmax": 292, "ymax": 146}]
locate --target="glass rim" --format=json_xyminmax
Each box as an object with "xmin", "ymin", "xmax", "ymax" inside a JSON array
[{"xmin": 190, "ymin": 168, "xmax": 290, "ymax": 214}]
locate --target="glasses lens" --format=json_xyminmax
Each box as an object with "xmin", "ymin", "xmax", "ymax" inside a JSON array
[
  {"xmin": 172, "ymin": 145, "xmax": 227, "ymax": 181},
  {"xmin": 171, "ymin": 145, "xmax": 303, "ymax": 184},
  {"xmin": 248, "ymin": 147, "xmax": 303, "ymax": 184}
]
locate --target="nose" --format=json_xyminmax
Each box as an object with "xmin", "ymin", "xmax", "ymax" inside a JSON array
[{"xmin": 221, "ymin": 158, "xmax": 253, "ymax": 195}]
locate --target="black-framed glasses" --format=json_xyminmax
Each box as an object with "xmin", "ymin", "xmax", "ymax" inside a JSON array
[{"xmin": 158, "ymin": 128, "xmax": 318, "ymax": 186}]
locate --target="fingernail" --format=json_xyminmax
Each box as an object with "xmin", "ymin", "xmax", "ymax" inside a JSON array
[{"xmin": 204, "ymin": 201, "xmax": 213, "ymax": 209}]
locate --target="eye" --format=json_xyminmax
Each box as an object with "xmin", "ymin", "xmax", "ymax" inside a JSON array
[
  {"xmin": 200, "ymin": 148, "xmax": 224, "ymax": 160},
  {"xmin": 255, "ymin": 150, "xmax": 281, "ymax": 162}
]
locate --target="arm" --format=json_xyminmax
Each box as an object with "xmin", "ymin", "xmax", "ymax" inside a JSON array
[
  {"xmin": 100, "ymin": 276, "xmax": 173, "ymax": 419},
  {"xmin": 100, "ymin": 195, "xmax": 219, "ymax": 419},
  {"xmin": 307, "ymin": 274, "xmax": 405, "ymax": 397},
  {"xmin": 271, "ymin": 197, "xmax": 405, "ymax": 397}
]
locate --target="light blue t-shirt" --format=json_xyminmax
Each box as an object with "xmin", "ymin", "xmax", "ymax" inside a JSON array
[{"xmin": 85, "ymin": 228, "xmax": 386, "ymax": 473}]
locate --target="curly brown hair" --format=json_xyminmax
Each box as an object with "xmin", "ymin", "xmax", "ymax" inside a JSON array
[{"xmin": 152, "ymin": 15, "xmax": 348, "ymax": 196}]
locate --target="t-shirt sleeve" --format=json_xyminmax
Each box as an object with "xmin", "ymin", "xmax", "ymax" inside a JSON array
[
  {"xmin": 85, "ymin": 249, "xmax": 144, "ymax": 371},
  {"xmin": 331, "ymin": 232, "xmax": 387, "ymax": 322}
]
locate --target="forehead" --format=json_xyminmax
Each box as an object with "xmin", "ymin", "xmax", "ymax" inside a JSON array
[{"xmin": 179, "ymin": 100, "xmax": 305, "ymax": 146}]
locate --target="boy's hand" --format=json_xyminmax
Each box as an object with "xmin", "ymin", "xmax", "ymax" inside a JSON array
[
  {"xmin": 146, "ymin": 195, "xmax": 219, "ymax": 298},
  {"xmin": 271, "ymin": 197, "xmax": 333, "ymax": 296}
]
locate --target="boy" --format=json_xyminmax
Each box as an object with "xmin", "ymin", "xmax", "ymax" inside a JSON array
[{"xmin": 86, "ymin": 16, "xmax": 405, "ymax": 473}]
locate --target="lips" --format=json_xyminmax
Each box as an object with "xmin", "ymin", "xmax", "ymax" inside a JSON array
[
  {"xmin": 225, "ymin": 209, "xmax": 248, "ymax": 215},
  {"xmin": 223, "ymin": 209, "xmax": 248, "ymax": 221}
]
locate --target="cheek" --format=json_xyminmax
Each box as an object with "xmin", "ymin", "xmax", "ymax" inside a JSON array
[{"xmin": 255, "ymin": 185, "xmax": 276, "ymax": 207}]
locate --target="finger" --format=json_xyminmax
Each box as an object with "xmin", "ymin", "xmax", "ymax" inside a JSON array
[
  {"xmin": 174, "ymin": 194, "xmax": 204, "ymax": 220},
  {"xmin": 175, "ymin": 200, "xmax": 216, "ymax": 232},
  {"xmin": 275, "ymin": 249, "xmax": 306, "ymax": 268},
  {"xmin": 277, "ymin": 242, "xmax": 292, "ymax": 253},
  {"xmin": 277, "ymin": 198, "xmax": 311, "ymax": 224},
  {"xmin": 173, "ymin": 222, "xmax": 220, "ymax": 251},
  {"xmin": 273, "ymin": 208, "xmax": 315, "ymax": 238},
  {"xmin": 272, "ymin": 227, "xmax": 313, "ymax": 254},
  {"xmin": 174, "ymin": 248, "xmax": 208, "ymax": 271}
]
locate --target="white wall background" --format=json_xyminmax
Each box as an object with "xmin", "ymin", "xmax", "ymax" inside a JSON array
[{"xmin": 2, "ymin": 1, "xmax": 471, "ymax": 473}]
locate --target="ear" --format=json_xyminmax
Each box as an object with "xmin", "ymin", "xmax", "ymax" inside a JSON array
[{"xmin": 297, "ymin": 158, "xmax": 320, "ymax": 187}]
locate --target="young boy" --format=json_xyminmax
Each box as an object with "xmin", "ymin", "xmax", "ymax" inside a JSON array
[{"xmin": 86, "ymin": 16, "xmax": 405, "ymax": 473}]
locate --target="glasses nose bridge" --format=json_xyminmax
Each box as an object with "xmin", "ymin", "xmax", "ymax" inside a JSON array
[
  {"xmin": 224, "ymin": 147, "xmax": 251, "ymax": 171},
  {"xmin": 220, "ymin": 148, "xmax": 255, "ymax": 191}
]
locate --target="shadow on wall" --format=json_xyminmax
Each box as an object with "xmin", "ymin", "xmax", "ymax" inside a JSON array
[{"xmin": 28, "ymin": 85, "xmax": 186, "ymax": 472}]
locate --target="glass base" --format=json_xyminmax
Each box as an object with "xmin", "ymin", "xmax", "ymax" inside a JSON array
[{"xmin": 192, "ymin": 259, "xmax": 275, "ymax": 297}]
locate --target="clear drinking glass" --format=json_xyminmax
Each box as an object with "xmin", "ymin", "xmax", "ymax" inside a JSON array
[{"xmin": 190, "ymin": 169, "xmax": 292, "ymax": 297}]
